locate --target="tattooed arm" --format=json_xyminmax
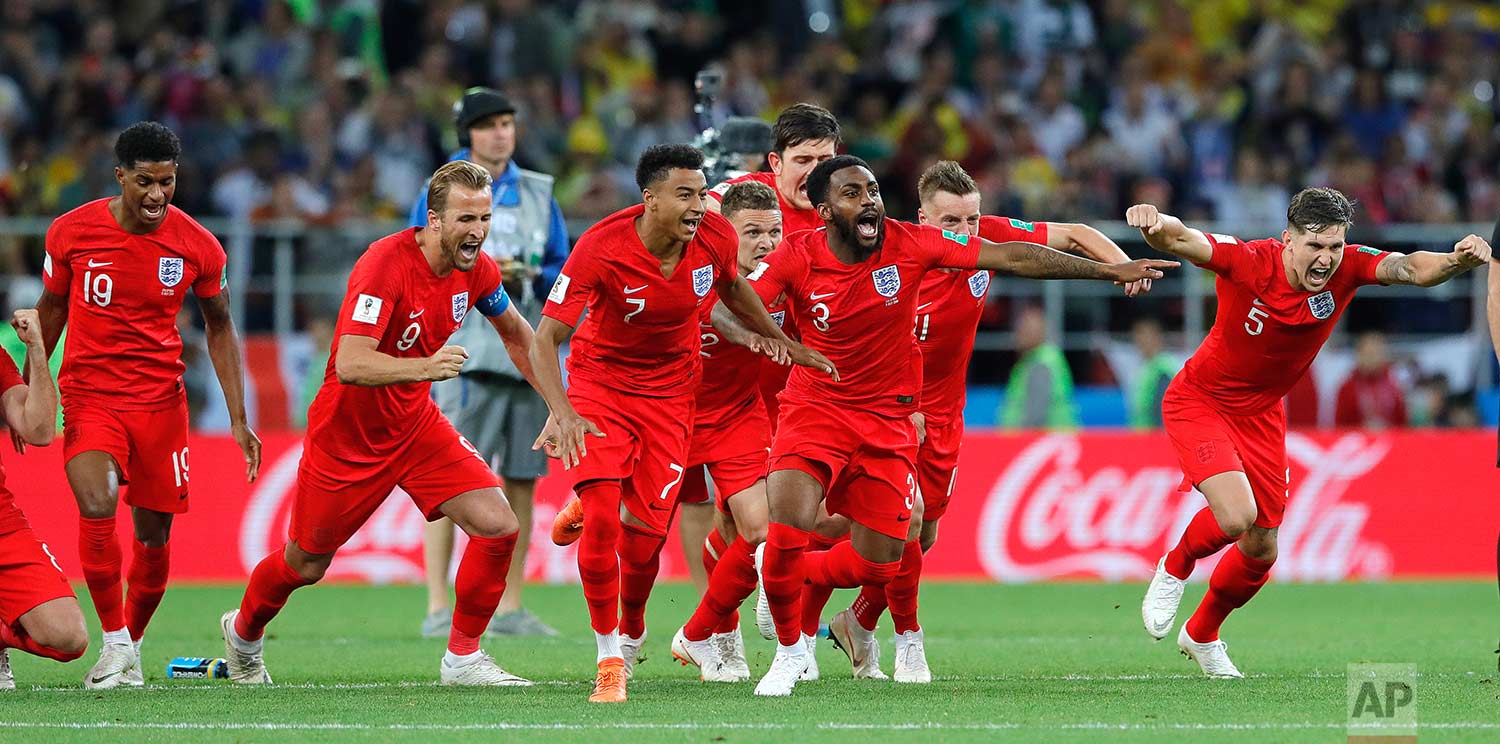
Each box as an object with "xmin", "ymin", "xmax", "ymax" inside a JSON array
[
  {"xmin": 969, "ymin": 238, "xmax": 1178, "ymax": 283},
  {"xmin": 1375, "ymin": 234, "xmax": 1492, "ymax": 287}
]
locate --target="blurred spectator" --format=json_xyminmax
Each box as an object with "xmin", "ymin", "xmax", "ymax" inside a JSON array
[
  {"xmin": 1102, "ymin": 70, "xmax": 1184, "ymax": 177},
  {"xmin": 211, "ymin": 129, "xmax": 329, "ymax": 221},
  {"xmin": 1001, "ymin": 305, "xmax": 1077, "ymax": 430},
  {"xmin": 1213, "ymin": 151, "xmax": 1290, "ymax": 228},
  {"xmin": 1408, "ymin": 373, "xmax": 1452, "ymax": 428},
  {"xmin": 1335, "ymin": 331, "xmax": 1407, "ymax": 430},
  {"xmin": 1128, "ymin": 318, "xmax": 1177, "ymax": 430},
  {"xmin": 1025, "ymin": 72, "xmax": 1086, "ymax": 169}
]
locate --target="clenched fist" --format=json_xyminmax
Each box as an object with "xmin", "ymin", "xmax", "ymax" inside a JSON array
[{"xmin": 425, "ymin": 345, "xmax": 468, "ymax": 381}]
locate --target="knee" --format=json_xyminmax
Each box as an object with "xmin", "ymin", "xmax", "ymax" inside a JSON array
[
  {"xmin": 74, "ymin": 488, "xmax": 116, "ymax": 520},
  {"xmin": 1215, "ymin": 510, "xmax": 1256, "ymax": 539},
  {"xmin": 1239, "ymin": 532, "xmax": 1278, "ymax": 563},
  {"xmin": 462, "ymin": 510, "xmax": 520, "ymax": 540},
  {"xmin": 919, "ymin": 522, "xmax": 939, "ymax": 553},
  {"xmin": 30, "ymin": 621, "xmax": 89, "ymax": 659},
  {"xmin": 134, "ymin": 520, "xmax": 173, "ymax": 547},
  {"xmin": 739, "ymin": 522, "xmax": 768, "ymax": 546},
  {"xmin": 286, "ymin": 548, "xmax": 333, "ymax": 584}
]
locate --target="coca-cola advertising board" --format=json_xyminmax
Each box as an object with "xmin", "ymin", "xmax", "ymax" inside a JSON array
[{"xmin": 7, "ymin": 430, "xmax": 1497, "ymax": 582}]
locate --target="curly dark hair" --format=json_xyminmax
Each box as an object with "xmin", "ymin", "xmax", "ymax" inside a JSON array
[
  {"xmin": 114, "ymin": 121, "xmax": 181, "ymax": 168},
  {"xmin": 635, "ymin": 144, "xmax": 704, "ymax": 192},
  {"xmin": 806, "ymin": 154, "xmax": 871, "ymax": 207}
]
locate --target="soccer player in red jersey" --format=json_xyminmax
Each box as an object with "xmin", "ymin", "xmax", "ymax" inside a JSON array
[
  {"xmin": 829, "ymin": 160, "xmax": 1152, "ymax": 683},
  {"xmin": 35, "ymin": 122, "xmax": 261, "ymax": 689},
  {"xmin": 748, "ymin": 155, "xmax": 1176, "ymax": 696},
  {"xmin": 667, "ymin": 181, "xmax": 787, "ymax": 682},
  {"xmin": 1134, "ymin": 190, "xmax": 1491, "ymax": 677},
  {"xmin": 0, "ymin": 309, "xmax": 89, "ymax": 689},
  {"xmin": 529, "ymin": 145, "xmax": 830, "ymax": 703},
  {"xmin": 221, "ymin": 161, "xmax": 541, "ymax": 687}
]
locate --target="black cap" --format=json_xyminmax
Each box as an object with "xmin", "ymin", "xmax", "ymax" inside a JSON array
[{"xmin": 453, "ymin": 87, "xmax": 516, "ymax": 135}]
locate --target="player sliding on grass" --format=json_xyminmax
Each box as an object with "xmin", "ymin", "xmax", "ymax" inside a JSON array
[
  {"xmin": 1136, "ymin": 188, "xmax": 1491, "ymax": 677},
  {"xmin": 529, "ymin": 145, "xmax": 831, "ymax": 703},
  {"xmin": 749, "ymin": 155, "xmax": 1176, "ymax": 697},
  {"xmin": 828, "ymin": 160, "xmax": 1153, "ymax": 683},
  {"xmin": 222, "ymin": 160, "xmax": 542, "ymax": 687}
]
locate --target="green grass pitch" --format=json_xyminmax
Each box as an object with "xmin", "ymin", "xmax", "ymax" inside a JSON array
[{"xmin": 2, "ymin": 581, "xmax": 1497, "ymax": 742}]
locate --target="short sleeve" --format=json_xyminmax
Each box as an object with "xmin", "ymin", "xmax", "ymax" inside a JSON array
[
  {"xmin": 0, "ymin": 352, "xmax": 23, "ymax": 396},
  {"xmin": 1344, "ymin": 244, "xmax": 1390, "ymax": 286},
  {"xmin": 1199, "ymin": 232, "xmax": 1260, "ymax": 280},
  {"xmin": 978, "ymin": 215, "xmax": 1051, "ymax": 246},
  {"xmin": 472, "ymin": 253, "xmax": 511, "ymax": 316},
  {"xmin": 708, "ymin": 179, "xmax": 732, "ymax": 203},
  {"xmin": 336, "ymin": 255, "xmax": 401, "ymax": 340},
  {"xmin": 911, "ymin": 222, "xmax": 981, "ymax": 271},
  {"xmin": 542, "ymin": 237, "xmax": 599, "ymax": 328},
  {"xmin": 191, "ymin": 232, "xmax": 229, "ymax": 298},
  {"xmin": 42, "ymin": 221, "xmax": 72, "ymax": 295},
  {"xmin": 701, "ymin": 212, "xmax": 741, "ymax": 292}
]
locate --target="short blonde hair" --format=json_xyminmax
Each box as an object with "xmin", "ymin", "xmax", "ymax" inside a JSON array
[
  {"xmin": 427, "ymin": 160, "xmax": 492, "ymax": 214},
  {"xmin": 916, "ymin": 160, "xmax": 978, "ymax": 204},
  {"xmin": 720, "ymin": 180, "xmax": 779, "ymax": 219}
]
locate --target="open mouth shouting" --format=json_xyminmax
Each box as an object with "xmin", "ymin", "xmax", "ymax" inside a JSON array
[
  {"xmin": 141, "ymin": 202, "xmax": 167, "ymax": 222},
  {"xmin": 682, "ymin": 213, "xmax": 703, "ymax": 234},
  {"xmin": 458, "ymin": 239, "xmax": 482, "ymax": 264},
  {"xmin": 855, "ymin": 210, "xmax": 880, "ymax": 241},
  {"xmin": 1306, "ymin": 264, "xmax": 1331, "ymax": 287}
]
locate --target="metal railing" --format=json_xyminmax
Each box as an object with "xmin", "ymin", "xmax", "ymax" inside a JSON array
[{"xmin": 1, "ymin": 216, "xmax": 1492, "ymax": 384}]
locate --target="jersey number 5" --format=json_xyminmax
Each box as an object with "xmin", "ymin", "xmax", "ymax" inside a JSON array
[{"xmin": 1244, "ymin": 305, "xmax": 1269, "ymax": 336}]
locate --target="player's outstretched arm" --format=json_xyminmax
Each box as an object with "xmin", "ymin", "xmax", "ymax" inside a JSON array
[
  {"xmin": 485, "ymin": 303, "xmax": 540, "ymax": 389},
  {"xmin": 1046, "ymin": 222, "xmax": 1153, "ymax": 297},
  {"xmin": 527, "ymin": 316, "xmax": 603, "ymax": 469},
  {"xmin": 33, "ymin": 289, "xmax": 68, "ymax": 360},
  {"xmin": 1375, "ymin": 235, "xmax": 1492, "ymax": 287},
  {"xmin": 709, "ymin": 301, "xmax": 789, "ymax": 365},
  {"xmin": 972, "ymin": 238, "xmax": 1177, "ymax": 283},
  {"xmin": 200, "ymin": 293, "xmax": 262, "ymax": 482},
  {"xmin": 715, "ymin": 276, "xmax": 839, "ymax": 379},
  {"xmin": 1125, "ymin": 204, "xmax": 1213, "ymax": 264},
  {"xmin": 1, "ymin": 309, "xmax": 57, "ymax": 447}
]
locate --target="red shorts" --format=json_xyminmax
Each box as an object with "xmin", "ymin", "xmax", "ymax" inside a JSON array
[
  {"xmin": 567, "ymin": 377, "xmax": 694, "ymax": 537},
  {"xmin": 0, "ymin": 523, "xmax": 75, "ymax": 626},
  {"xmin": 771, "ymin": 399, "xmax": 918, "ymax": 540},
  {"xmin": 1163, "ymin": 379, "xmax": 1289, "ymax": 529},
  {"xmin": 289, "ymin": 414, "xmax": 499, "ymax": 554},
  {"xmin": 64, "ymin": 399, "xmax": 190, "ymax": 514},
  {"xmin": 684, "ymin": 404, "xmax": 771, "ymax": 511},
  {"xmin": 917, "ymin": 412, "xmax": 963, "ymax": 522}
]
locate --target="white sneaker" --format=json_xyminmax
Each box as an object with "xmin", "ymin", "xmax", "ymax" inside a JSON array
[
  {"xmin": 84, "ymin": 641, "xmax": 141, "ymax": 689},
  {"xmin": 0, "ymin": 649, "xmax": 13, "ymax": 690},
  {"xmin": 1143, "ymin": 556, "xmax": 1187, "ymax": 640},
  {"xmin": 799, "ymin": 633, "xmax": 819, "ymax": 681},
  {"xmin": 829, "ymin": 609, "xmax": 887, "ymax": 680},
  {"xmin": 125, "ymin": 640, "xmax": 143, "ymax": 686},
  {"xmin": 893, "ymin": 629, "xmax": 932, "ymax": 683},
  {"xmin": 753, "ymin": 543, "xmax": 774, "ymax": 640},
  {"xmin": 220, "ymin": 610, "xmax": 272, "ymax": 684},
  {"xmin": 440, "ymin": 652, "xmax": 532, "ymax": 686},
  {"xmin": 1177, "ymin": 625, "xmax": 1243, "ymax": 679},
  {"xmin": 620, "ymin": 630, "xmax": 647, "ymax": 680},
  {"xmin": 671, "ymin": 626, "xmax": 735, "ymax": 682},
  {"xmin": 753, "ymin": 645, "xmax": 812, "ymax": 697},
  {"xmin": 712, "ymin": 629, "xmax": 751, "ymax": 682}
]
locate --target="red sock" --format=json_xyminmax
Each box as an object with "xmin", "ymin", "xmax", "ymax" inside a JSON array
[
  {"xmin": 807, "ymin": 532, "xmax": 846, "ymax": 551},
  {"xmin": 850, "ymin": 585, "xmax": 887, "ymax": 631},
  {"xmin": 763, "ymin": 522, "xmax": 809, "ymax": 646},
  {"xmin": 703, "ymin": 530, "xmax": 728, "ymax": 576},
  {"xmin": 77, "ymin": 516, "xmax": 125, "ymax": 634},
  {"xmin": 702, "ymin": 531, "xmax": 741, "ymax": 634},
  {"xmin": 0, "ymin": 621, "xmax": 86, "ymax": 662},
  {"xmin": 684, "ymin": 536, "xmax": 755, "ymax": 641},
  {"xmin": 1185, "ymin": 545, "xmax": 1274, "ymax": 642},
  {"xmin": 576, "ymin": 481, "xmax": 623, "ymax": 635},
  {"xmin": 235, "ymin": 548, "xmax": 313, "ymax": 641},
  {"xmin": 802, "ymin": 542, "xmax": 898, "ymax": 588},
  {"xmin": 1164, "ymin": 507, "xmax": 1233, "ymax": 579},
  {"xmin": 448, "ymin": 532, "xmax": 517, "ymax": 656},
  {"xmin": 885, "ymin": 539, "xmax": 923, "ymax": 634},
  {"xmin": 124, "ymin": 540, "xmax": 170, "ymax": 642},
  {"xmin": 801, "ymin": 582, "xmax": 833, "ymax": 637},
  {"xmin": 617, "ymin": 524, "xmax": 664, "ymax": 639}
]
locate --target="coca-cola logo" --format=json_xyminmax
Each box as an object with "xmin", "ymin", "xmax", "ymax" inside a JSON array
[
  {"xmin": 238, "ymin": 446, "xmax": 585, "ymax": 584},
  {"xmin": 976, "ymin": 433, "xmax": 1393, "ymax": 582}
]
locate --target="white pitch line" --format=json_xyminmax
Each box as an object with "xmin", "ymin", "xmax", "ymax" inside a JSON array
[{"xmin": 0, "ymin": 722, "xmax": 1495, "ymax": 733}]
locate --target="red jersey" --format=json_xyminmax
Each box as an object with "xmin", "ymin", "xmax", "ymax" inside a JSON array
[
  {"xmin": 749, "ymin": 220, "xmax": 980, "ymax": 415},
  {"xmin": 693, "ymin": 299, "xmax": 767, "ymax": 426},
  {"xmin": 709, "ymin": 172, "xmax": 824, "ymax": 237},
  {"xmin": 1180, "ymin": 233, "xmax": 1387, "ymax": 414},
  {"xmin": 43, "ymin": 199, "xmax": 226, "ymax": 411},
  {"xmin": 545, "ymin": 205, "xmax": 739, "ymax": 397},
  {"xmin": 915, "ymin": 216, "xmax": 1050, "ymax": 417},
  {"xmin": 307, "ymin": 228, "xmax": 504, "ymax": 465},
  {"xmin": 0, "ymin": 354, "xmax": 27, "ymax": 535}
]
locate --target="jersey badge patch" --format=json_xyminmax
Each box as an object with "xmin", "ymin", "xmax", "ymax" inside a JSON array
[
  {"xmin": 770, "ymin": 310, "xmax": 786, "ymax": 328},
  {"xmin": 872, "ymin": 264, "xmax": 901, "ymax": 298},
  {"xmin": 352, "ymin": 294, "xmax": 383, "ymax": 324},
  {"xmin": 452, "ymin": 291, "xmax": 470, "ymax": 322},
  {"xmin": 158, "ymin": 257, "xmax": 184, "ymax": 287},
  {"xmin": 968, "ymin": 271, "xmax": 991, "ymax": 298},
  {"xmin": 692, "ymin": 264, "xmax": 714, "ymax": 297},
  {"xmin": 1307, "ymin": 290, "xmax": 1335, "ymax": 320}
]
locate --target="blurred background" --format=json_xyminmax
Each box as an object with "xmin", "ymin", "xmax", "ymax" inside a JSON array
[{"xmin": 0, "ymin": 0, "xmax": 1497, "ymax": 436}]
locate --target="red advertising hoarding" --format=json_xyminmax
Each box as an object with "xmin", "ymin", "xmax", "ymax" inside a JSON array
[{"xmin": 8, "ymin": 430, "xmax": 1497, "ymax": 583}]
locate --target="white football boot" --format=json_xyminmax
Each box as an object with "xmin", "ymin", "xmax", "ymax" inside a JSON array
[
  {"xmin": 753, "ymin": 543, "xmax": 774, "ymax": 640},
  {"xmin": 893, "ymin": 629, "xmax": 932, "ymax": 683},
  {"xmin": 1142, "ymin": 556, "xmax": 1187, "ymax": 640},
  {"xmin": 0, "ymin": 649, "xmax": 13, "ymax": 690},
  {"xmin": 83, "ymin": 641, "xmax": 141, "ymax": 689},
  {"xmin": 799, "ymin": 633, "xmax": 820, "ymax": 681},
  {"xmin": 753, "ymin": 644, "xmax": 812, "ymax": 697},
  {"xmin": 439, "ymin": 652, "xmax": 532, "ymax": 686},
  {"xmin": 671, "ymin": 626, "xmax": 736, "ymax": 682},
  {"xmin": 620, "ymin": 630, "xmax": 647, "ymax": 680},
  {"xmin": 712, "ymin": 628, "xmax": 751, "ymax": 682},
  {"xmin": 220, "ymin": 610, "xmax": 272, "ymax": 684},
  {"xmin": 829, "ymin": 609, "xmax": 888, "ymax": 680},
  {"xmin": 1177, "ymin": 625, "xmax": 1244, "ymax": 679}
]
